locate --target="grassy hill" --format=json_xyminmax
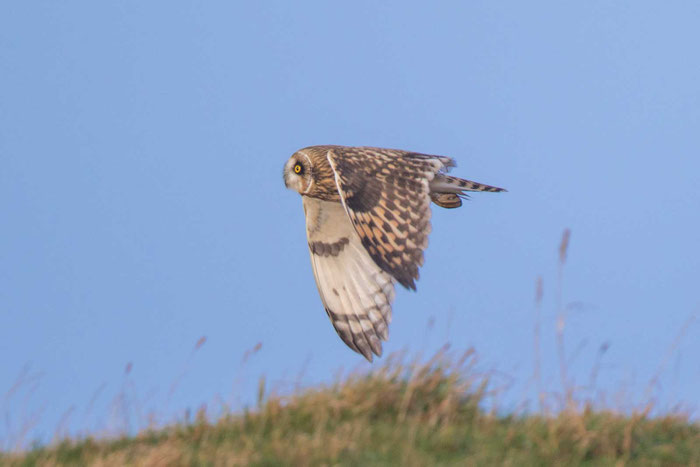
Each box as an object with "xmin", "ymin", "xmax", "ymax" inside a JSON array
[{"xmin": 3, "ymin": 349, "xmax": 699, "ymax": 466}]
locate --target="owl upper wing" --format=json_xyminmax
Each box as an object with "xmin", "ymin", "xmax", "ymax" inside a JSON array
[
  {"xmin": 304, "ymin": 197, "xmax": 395, "ymax": 361},
  {"xmin": 326, "ymin": 146, "xmax": 453, "ymax": 290}
]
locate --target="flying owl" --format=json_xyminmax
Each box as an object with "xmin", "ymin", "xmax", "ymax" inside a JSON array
[{"xmin": 283, "ymin": 145, "xmax": 505, "ymax": 361}]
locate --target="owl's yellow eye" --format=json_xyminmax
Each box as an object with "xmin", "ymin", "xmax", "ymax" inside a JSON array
[{"xmin": 293, "ymin": 163, "xmax": 303, "ymax": 174}]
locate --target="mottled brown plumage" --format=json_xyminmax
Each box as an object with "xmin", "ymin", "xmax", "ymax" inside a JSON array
[{"xmin": 283, "ymin": 145, "xmax": 505, "ymax": 361}]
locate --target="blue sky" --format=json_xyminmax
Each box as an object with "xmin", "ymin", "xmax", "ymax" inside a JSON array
[{"xmin": 1, "ymin": 1, "xmax": 699, "ymax": 445}]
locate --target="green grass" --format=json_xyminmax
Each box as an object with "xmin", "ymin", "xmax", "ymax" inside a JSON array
[{"xmin": 3, "ymin": 349, "xmax": 699, "ymax": 466}]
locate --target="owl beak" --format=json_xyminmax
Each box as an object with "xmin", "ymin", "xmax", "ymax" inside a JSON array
[{"xmin": 282, "ymin": 165, "xmax": 290, "ymax": 189}]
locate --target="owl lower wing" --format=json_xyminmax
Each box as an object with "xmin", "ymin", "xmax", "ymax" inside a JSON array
[
  {"xmin": 326, "ymin": 147, "xmax": 452, "ymax": 290},
  {"xmin": 304, "ymin": 198, "xmax": 395, "ymax": 362}
]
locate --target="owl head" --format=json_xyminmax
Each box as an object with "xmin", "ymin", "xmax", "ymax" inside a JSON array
[
  {"xmin": 283, "ymin": 151, "xmax": 314, "ymax": 195},
  {"xmin": 283, "ymin": 147, "xmax": 342, "ymax": 201}
]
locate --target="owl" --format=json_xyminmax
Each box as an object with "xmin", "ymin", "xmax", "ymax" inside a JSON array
[{"xmin": 283, "ymin": 145, "xmax": 505, "ymax": 361}]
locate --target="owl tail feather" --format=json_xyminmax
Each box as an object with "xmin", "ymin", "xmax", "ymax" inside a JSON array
[{"xmin": 429, "ymin": 175, "xmax": 506, "ymax": 209}]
